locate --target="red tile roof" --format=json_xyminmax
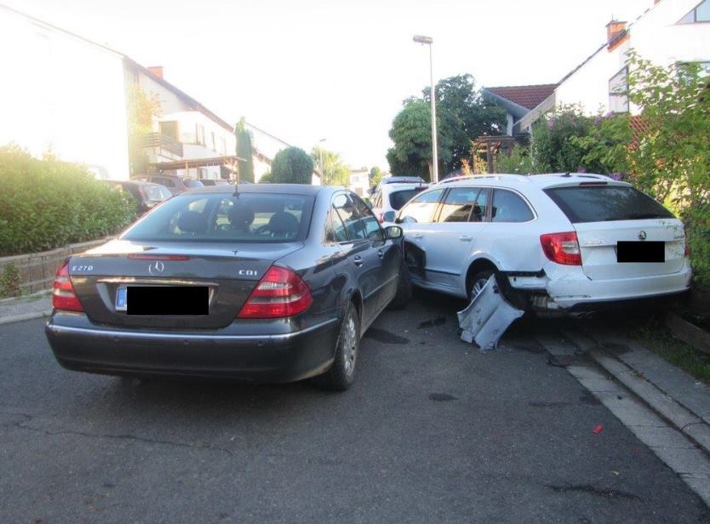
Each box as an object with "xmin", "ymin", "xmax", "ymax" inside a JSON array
[{"xmin": 485, "ymin": 84, "xmax": 557, "ymax": 110}]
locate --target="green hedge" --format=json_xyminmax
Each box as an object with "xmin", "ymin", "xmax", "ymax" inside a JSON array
[{"xmin": 0, "ymin": 146, "xmax": 135, "ymax": 257}]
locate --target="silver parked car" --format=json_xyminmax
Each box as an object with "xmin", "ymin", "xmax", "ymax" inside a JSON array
[{"xmin": 395, "ymin": 173, "xmax": 691, "ymax": 316}]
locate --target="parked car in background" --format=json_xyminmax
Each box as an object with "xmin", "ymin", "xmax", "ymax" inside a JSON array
[
  {"xmin": 379, "ymin": 175, "xmax": 426, "ymax": 185},
  {"xmin": 139, "ymin": 174, "xmax": 204, "ymax": 194},
  {"xmin": 45, "ymin": 184, "xmax": 410, "ymax": 391},
  {"xmin": 370, "ymin": 181, "xmax": 428, "ymax": 223},
  {"xmin": 199, "ymin": 179, "xmax": 231, "ymax": 186},
  {"xmin": 103, "ymin": 180, "xmax": 172, "ymax": 216},
  {"xmin": 395, "ymin": 173, "xmax": 691, "ymax": 316}
]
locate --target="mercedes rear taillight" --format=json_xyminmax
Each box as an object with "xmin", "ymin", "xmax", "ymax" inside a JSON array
[
  {"xmin": 540, "ymin": 232, "xmax": 582, "ymax": 266},
  {"xmin": 52, "ymin": 260, "xmax": 84, "ymax": 312},
  {"xmin": 237, "ymin": 266, "xmax": 312, "ymax": 319}
]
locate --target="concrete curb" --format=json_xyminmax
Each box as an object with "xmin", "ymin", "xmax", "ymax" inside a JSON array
[
  {"xmin": 0, "ymin": 291, "xmax": 52, "ymax": 326},
  {"xmin": 0, "ymin": 309, "xmax": 52, "ymax": 325},
  {"xmin": 560, "ymin": 326, "xmax": 710, "ymax": 458}
]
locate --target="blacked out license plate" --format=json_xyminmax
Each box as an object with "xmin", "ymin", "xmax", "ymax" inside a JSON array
[
  {"xmin": 116, "ymin": 286, "xmax": 209, "ymax": 315},
  {"xmin": 616, "ymin": 241, "xmax": 665, "ymax": 263}
]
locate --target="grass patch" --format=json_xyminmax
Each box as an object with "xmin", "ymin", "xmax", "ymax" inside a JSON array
[{"xmin": 631, "ymin": 314, "xmax": 710, "ymax": 385}]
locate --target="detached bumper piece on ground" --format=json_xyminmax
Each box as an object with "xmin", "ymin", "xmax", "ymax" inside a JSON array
[{"xmin": 457, "ymin": 275, "xmax": 524, "ymax": 351}]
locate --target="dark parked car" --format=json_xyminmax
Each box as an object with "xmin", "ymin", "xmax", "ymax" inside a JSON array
[
  {"xmin": 199, "ymin": 179, "xmax": 232, "ymax": 186},
  {"xmin": 141, "ymin": 174, "xmax": 204, "ymax": 194},
  {"xmin": 103, "ymin": 179, "xmax": 172, "ymax": 215},
  {"xmin": 45, "ymin": 184, "xmax": 410, "ymax": 390}
]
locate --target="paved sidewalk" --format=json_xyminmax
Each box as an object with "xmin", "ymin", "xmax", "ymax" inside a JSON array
[
  {"xmin": 556, "ymin": 322, "xmax": 710, "ymax": 506},
  {"xmin": 0, "ymin": 291, "xmax": 52, "ymax": 325}
]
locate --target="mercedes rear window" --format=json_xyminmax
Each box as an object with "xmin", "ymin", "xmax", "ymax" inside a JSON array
[
  {"xmin": 544, "ymin": 185, "xmax": 675, "ymax": 224},
  {"xmin": 121, "ymin": 192, "xmax": 315, "ymax": 242}
]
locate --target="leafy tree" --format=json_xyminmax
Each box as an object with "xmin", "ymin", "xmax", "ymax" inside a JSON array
[
  {"xmin": 386, "ymin": 100, "xmax": 435, "ymax": 180},
  {"xmin": 271, "ymin": 147, "xmax": 314, "ymax": 184},
  {"xmin": 369, "ymin": 166, "xmax": 385, "ymax": 187},
  {"xmin": 235, "ymin": 117, "xmax": 255, "ymax": 183},
  {"xmin": 388, "ymin": 74, "xmax": 505, "ymax": 180},
  {"xmin": 624, "ymin": 51, "xmax": 710, "ymax": 287},
  {"xmin": 427, "ymin": 75, "xmax": 505, "ymax": 172},
  {"xmin": 531, "ymin": 104, "xmax": 601, "ymax": 173},
  {"xmin": 259, "ymin": 172, "xmax": 274, "ymax": 184},
  {"xmin": 126, "ymin": 84, "xmax": 161, "ymax": 177},
  {"xmin": 311, "ymin": 146, "xmax": 350, "ymax": 186}
]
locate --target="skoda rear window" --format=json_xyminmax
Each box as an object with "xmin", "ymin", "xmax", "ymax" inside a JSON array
[
  {"xmin": 121, "ymin": 193, "xmax": 314, "ymax": 242},
  {"xmin": 544, "ymin": 185, "xmax": 674, "ymax": 224}
]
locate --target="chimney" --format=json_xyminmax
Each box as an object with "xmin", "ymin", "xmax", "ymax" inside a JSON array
[
  {"xmin": 606, "ymin": 20, "xmax": 628, "ymax": 51},
  {"xmin": 147, "ymin": 66, "xmax": 164, "ymax": 79}
]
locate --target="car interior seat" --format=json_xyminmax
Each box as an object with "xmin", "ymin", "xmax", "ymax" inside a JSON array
[
  {"xmin": 268, "ymin": 211, "xmax": 299, "ymax": 238},
  {"xmin": 228, "ymin": 204, "xmax": 255, "ymax": 231},
  {"xmin": 177, "ymin": 210, "xmax": 208, "ymax": 234}
]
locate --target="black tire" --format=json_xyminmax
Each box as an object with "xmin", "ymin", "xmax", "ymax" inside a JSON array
[
  {"xmin": 311, "ymin": 302, "xmax": 360, "ymax": 391},
  {"xmin": 388, "ymin": 261, "xmax": 412, "ymax": 310},
  {"xmin": 468, "ymin": 269, "xmax": 494, "ymax": 302},
  {"xmin": 468, "ymin": 269, "xmax": 527, "ymax": 310}
]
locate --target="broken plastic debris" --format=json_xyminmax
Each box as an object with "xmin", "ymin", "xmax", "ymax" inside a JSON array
[
  {"xmin": 457, "ymin": 275, "xmax": 524, "ymax": 352},
  {"xmin": 593, "ymin": 424, "xmax": 604, "ymax": 434}
]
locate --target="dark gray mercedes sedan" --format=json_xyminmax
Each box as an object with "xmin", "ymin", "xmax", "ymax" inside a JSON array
[{"xmin": 45, "ymin": 184, "xmax": 410, "ymax": 391}]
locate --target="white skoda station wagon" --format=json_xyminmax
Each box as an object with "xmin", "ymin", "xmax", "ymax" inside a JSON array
[{"xmin": 396, "ymin": 173, "xmax": 692, "ymax": 316}]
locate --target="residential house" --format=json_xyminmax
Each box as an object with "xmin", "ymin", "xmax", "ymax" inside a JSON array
[
  {"xmin": 482, "ymin": 84, "xmax": 557, "ymax": 137},
  {"xmin": 0, "ymin": 4, "xmax": 130, "ymax": 179},
  {"xmin": 0, "ymin": 4, "xmax": 316, "ymax": 185},
  {"xmin": 125, "ymin": 61, "xmax": 237, "ymax": 181},
  {"xmin": 349, "ymin": 168, "xmax": 370, "ymax": 197},
  {"xmin": 484, "ymin": 0, "xmax": 710, "ymax": 134}
]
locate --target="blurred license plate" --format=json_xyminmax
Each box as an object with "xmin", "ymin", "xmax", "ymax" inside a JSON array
[
  {"xmin": 617, "ymin": 241, "xmax": 665, "ymax": 263},
  {"xmin": 115, "ymin": 285, "xmax": 209, "ymax": 315}
]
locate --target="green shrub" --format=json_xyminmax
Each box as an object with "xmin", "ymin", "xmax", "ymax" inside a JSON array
[
  {"xmin": 0, "ymin": 146, "xmax": 135, "ymax": 256},
  {"xmin": 271, "ymin": 147, "xmax": 314, "ymax": 184},
  {"xmin": 494, "ymin": 145, "xmax": 534, "ymax": 174},
  {"xmin": 0, "ymin": 262, "xmax": 20, "ymax": 298}
]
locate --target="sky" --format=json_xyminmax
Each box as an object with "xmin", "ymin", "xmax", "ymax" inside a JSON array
[{"xmin": 3, "ymin": 0, "xmax": 653, "ymax": 171}]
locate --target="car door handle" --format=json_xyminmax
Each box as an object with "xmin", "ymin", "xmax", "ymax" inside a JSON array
[
  {"xmin": 353, "ymin": 255, "xmax": 364, "ymax": 267},
  {"xmin": 377, "ymin": 249, "xmax": 384, "ymax": 259},
  {"xmin": 459, "ymin": 235, "xmax": 473, "ymax": 241}
]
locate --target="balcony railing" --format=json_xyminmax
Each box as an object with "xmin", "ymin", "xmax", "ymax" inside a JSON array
[{"xmin": 142, "ymin": 132, "xmax": 183, "ymax": 158}]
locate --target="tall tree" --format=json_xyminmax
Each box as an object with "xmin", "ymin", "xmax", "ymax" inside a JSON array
[
  {"xmin": 388, "ymin": 74, "xmax": 505, "ymax": 179},
  {"xmin": 126, "ymin": 84, "xmax": 161, "ymax": 177},
  {"xmin": 386, "ymin": 100, "xmax": 436, "ymax": 180},
  {"xmin": 271, "ymin": 147, "xmax": 314, "ymax": 184},
  {"xmin": 235, "ymin": 118, "xmax": 255, "ymax": 183}
]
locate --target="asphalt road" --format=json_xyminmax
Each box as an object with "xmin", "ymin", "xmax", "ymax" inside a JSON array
[{"xmin": 1, "ymin": 291, "xmax": 708, "ymax": 523}]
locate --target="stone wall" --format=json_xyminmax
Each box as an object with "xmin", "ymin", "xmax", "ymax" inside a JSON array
[{"xmin": 0, "ymin": 238, "xmax": 110, "ymax": 295}]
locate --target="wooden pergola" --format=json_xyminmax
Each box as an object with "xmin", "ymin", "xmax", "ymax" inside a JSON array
[{"xmin": 472, "ymin": 136, "xmax": 517, "ymax": 173}]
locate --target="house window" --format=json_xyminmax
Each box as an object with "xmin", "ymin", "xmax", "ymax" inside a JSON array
[
  {"xmin": 609, "ymin": 67, "xmax": 629, "ymax": 114},
  {"xmin": 219, "ymin": 138, "xmax": 227, "ymax": 156},
  {"xmin": 160, "ymin": 121, "xmax": 178, "ymax": 140},
  {"xmin": 196, "ymin": 124, "xmax": 205, "ymax": 145},
  {"xmin": 678, "ymin": 0, "xmax": 710, "ymax": 23},
  {"xmin": 211, "ymin": 132, "xmax": 216, "ymax": 152}
]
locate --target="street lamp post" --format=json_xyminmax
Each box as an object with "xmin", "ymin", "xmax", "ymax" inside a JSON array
[
  {"xmin": 319, "ymin": 138, "xmax": 327, "ymax": 183},
  {"xmin": 413, "ymin": 34, "xmax": 438, "ymax": 183}
]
